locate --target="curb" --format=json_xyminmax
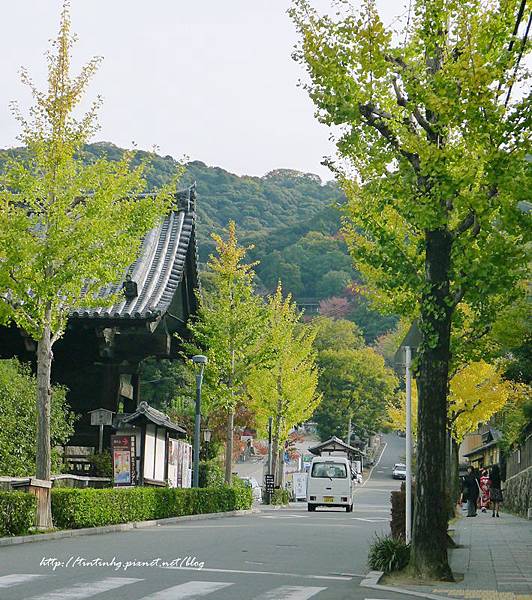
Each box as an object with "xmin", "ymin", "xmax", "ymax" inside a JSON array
[
  {"xmin": 360, "ymin": 570, "xmax": 451, "ymax": 600},
  {"xmin": 0, "ymin": 509, "xmax": 257, "ymax": 547},
  {"xmin": 360, "ymin": 442, "xmax": 387, "ymax": 487}
]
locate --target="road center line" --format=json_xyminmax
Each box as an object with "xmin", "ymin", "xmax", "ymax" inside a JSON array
[{"xmin": 161, "ymin": 566, "xmax": 352, "ymax": 581}]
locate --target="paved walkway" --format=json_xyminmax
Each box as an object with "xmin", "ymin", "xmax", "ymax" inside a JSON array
[{"xmin": 396, "ymin": 511, "xmax": 532, "ymax": 600}]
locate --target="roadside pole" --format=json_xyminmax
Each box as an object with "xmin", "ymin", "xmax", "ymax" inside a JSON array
[
  {"xmin": 192, "ymin": 355, "xmax": 207, "ymax": 488},
  {"xmin": 192, "ymin": 370, "xmax": 202, "ymax": 488},
  {"xmin": 405, "ymin": 345, "xmax": 412, "ymax": 544},
  {"xmin": 267, "ymin": 416, "xmax": 273, "ymax": 504}
]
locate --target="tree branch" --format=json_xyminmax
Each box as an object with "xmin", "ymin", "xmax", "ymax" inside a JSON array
[
  {"xmin": 388, "ymin": 61, "xmax": 437, "ymax": 137},
  {"xmin": 452, "ymin": 210, "xmax": 482, "ymax": 239},
  {"xmin": 450, "ymin": 398, "xmax": 482, "ymax": 424},
  {"xmin": 358, "ymin": 103, "xmax": 420, "ymax": 171}
]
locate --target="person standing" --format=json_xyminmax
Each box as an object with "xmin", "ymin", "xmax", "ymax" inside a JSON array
[
  {"xmin": 489, "ymin": 464, "xmax": 503, "ymax": 517},
  {"xmin": 462, "ymin": 465, "xmax": 480, "ymax": 517},
  {"xmin": 479, "ymin": 468, "xmax": 491, "ymax": 513}
]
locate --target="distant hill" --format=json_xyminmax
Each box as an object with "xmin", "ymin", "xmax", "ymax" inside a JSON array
[{"xmin": 0, "ymin": 142, "xmax": 396, "ymax": 340}]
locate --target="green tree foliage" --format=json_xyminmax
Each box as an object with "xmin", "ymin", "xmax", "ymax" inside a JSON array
[
  {"xmin": 0, "ymin": 6, "xmax": 174, "ymax": 526},
  {"xmin": 312, "ymin": 316, "xmax": 365, "ymax": 352},
  {"xmin": 496, "ymin": 383, "xmax": 532, "ymax": 452},
  {"xmin": 246, "ymin": 286, "xmax": 321, "ymax": 484},
  {"xmin": 490, "ymin": 294, "xmax": 531, "ymax": 384},
  {"xmin": 291, "ymin": 0, "xmax": 530, "ymax": 578},
  {"xmin": 315, "ymin": 347, "xmax": 398, "ymax": 442},
  {"xmin": 139, "ymin": 357, "xmax": 193, "ymax": 412},
  {"xmin": 260, "ymin": 231, "xmax": 355, "ymax": 300},
  {"xmin": 185, "ymin": 222, "xmax": 267, "ymax": 482},
  {"xmin": 0, "ymin": 141, "xmax": 400, "ymax": 340},
  {"xmin": 347, "ymin": 295, "xmax": 398, "ymax": 343},
  {"xmin": 373, "ymin": 320, "xmax": 412, "ymax": 369},
  {"xmin": 0, "ymin": 359, "xmax": 74, "ymax": 476}
]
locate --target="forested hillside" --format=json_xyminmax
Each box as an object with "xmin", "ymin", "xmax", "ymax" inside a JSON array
[{"xmin": 0, "ymin": 142, "xmax": 396, "ymax": 340}]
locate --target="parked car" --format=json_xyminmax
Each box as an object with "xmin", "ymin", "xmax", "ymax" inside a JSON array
[
  {"xmin": 241, "ymin": 477, "xmax": 262, "ymax": 502},
  {"xmin": 392, "ymin": 463, "xmax": 407, "ymax": 480}
]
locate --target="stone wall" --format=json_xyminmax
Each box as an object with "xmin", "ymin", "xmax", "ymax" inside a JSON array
[{"xmin": 503, "ymin": 466, "xmax": 532, "ymax": 518}]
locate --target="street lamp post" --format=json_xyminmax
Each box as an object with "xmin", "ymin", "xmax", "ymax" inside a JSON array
[{"xmin": 192, "ymin": 355, "xmax": 208, "ymax": 488}]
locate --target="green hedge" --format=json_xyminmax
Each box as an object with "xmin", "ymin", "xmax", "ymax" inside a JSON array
[
  {"xmin": 199, "ymin": 460, "xmax": 225, "ymax": 488},
  {"xmin": 51, "ymin": 485, "xmax": 252, "ymax": 529},
  {"xmin": 0, "ymin": 491, "xmax": 36, "ymax": 536},
  {"xmin": 271, "ymin": 488, "xmax": 291, "ymax": 506}
]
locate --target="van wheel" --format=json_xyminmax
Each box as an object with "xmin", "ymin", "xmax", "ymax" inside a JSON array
[
  {"xmin": 308, "ymin": 504, "xmax": 316, "ymax": 512},
  {"xmin": 346, "ymin": 504, "xmax": 353, "ymax": 512}
]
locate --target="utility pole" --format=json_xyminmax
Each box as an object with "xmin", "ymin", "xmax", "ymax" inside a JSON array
[
  {"xmin": 267, "ymin": 416, "xmax": 273, "ymax": 504},
  {"xmin": 192, "ymin": 355, "xmax": 207, "ymax": 488},
  {"xmin": 394, "ymin": 322, "xmax": 420, "ymax": 545},
  {"xmin": 405, "ymin": 345, "xmax": 413, "ymax": 544}
]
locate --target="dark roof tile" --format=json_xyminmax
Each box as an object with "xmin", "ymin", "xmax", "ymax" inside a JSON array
[{"xmin": 71, "ymin": 186, "xmax": 196, "ymax": 321}]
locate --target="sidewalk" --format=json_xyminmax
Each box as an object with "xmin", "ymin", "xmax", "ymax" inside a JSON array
[{"xmin": 391, "ymin": 511, "xmax": 532, "ymax": 600}]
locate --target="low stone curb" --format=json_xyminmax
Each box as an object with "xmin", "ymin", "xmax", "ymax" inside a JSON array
[
  {"xmin": 0, "ymin": 508, "xmax": 257, "ymax": 547},
  {"xmin": 360, "ymin": 570, "xmax": 451, "ymax": 600}
]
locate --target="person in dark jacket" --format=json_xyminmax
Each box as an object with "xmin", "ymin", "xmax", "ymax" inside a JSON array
[
  {"xmin": 489, "ymin": 464, "xmax": 503, "ymax": 517},
  {"xmin": 461, "ymin": 466, "xmax": 480, "ymax": 517}
]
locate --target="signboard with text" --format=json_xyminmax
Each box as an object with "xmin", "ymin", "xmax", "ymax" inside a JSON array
[
  {"xmin": 111, "ymin": 435, "xmax": 136, "ymax": 486},
  {"xmin": 265, "ymin": 474, "xmax": 274, "ymax": 494}
]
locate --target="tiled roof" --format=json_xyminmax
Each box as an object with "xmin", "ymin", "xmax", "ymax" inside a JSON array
[
  {"xmin": 308, "ymin": 436, "xmax": 365, "ymax": 457},
  {"xmin": 117, "ymin": 401, "xmax": 186, "ymax": 435},
  {"xmin": 71, "ymin": 186, "xmax": 196, "ymax": 320}
]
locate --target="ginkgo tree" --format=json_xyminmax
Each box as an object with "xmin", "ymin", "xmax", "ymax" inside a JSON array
[
  {"xmin": 185, "ymin": 222, "xmax": 267, "ymax": 483},
  {"xmin": 316, "ymin": 346, "xmax": 398, "ymax": 442},
  {"xmin": 291, "ymin": 0, "xmax": 530, "ymax": 578},
  {"xmin": 386, "ymin": 360, "xmax": 513, "ymax": 505},
  {"xmin": 0, "ymin": 5, "xmax": 175, "ymax": 527},
  {"xmin": 387, "ymin": 361, "xmax": 512, "ymax": 441},
  {"xmin": 246, "ymin": 285, "xmax": 321, "ymax": 486}
]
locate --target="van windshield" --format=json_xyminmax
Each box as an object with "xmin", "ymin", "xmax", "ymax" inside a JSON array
[{"xmin": 311, "ymin": 462, "xmax": 347, "ymax": 478}]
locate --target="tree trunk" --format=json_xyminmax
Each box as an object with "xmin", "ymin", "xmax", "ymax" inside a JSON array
[
  {"xmin": 36, "ymin": 316, "xmax": 53, "ymax": 529},
  {"xmin": 271, "ymin": 413, "xmax": 282, "ymax": 487},
  {"xmin": 224, "ymin": 349, "xmax": 236, "ymax": 485},
  {"xmin": 450, "ymin": 437, "xmax": 460, "ymax": 511},
  {"xmin": 224, "ymin": 409, "xmax": 234, "ymax": 484},
  {"xmin": 271, "ymin": 377, "xmax": 284, "ymax": 487},
  {"xmin": 276, "ymin": 448, "xmax": 284, "ymax": 488},
  {"xmin": 410, "ymin": 228, "xmax": 453, "ymax": 580},
  {"xmin": 346, "ymin": 415, "xmax": 352, "ymax": 445}
]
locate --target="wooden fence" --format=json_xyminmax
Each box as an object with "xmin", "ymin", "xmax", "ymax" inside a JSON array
[{"xmin": 506, "ymin": 430, "xmax": 532, "ymax": 479}]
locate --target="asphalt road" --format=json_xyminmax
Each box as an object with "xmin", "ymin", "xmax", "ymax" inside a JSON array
[{"xmin": 0, "ymin": 434, "xmax": 416, "ymax": 600}]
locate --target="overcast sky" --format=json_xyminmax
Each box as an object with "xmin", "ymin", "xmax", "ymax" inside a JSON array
[{"xmin": 0, "ymin": 1, "xmax": 400, "ymax": 180}]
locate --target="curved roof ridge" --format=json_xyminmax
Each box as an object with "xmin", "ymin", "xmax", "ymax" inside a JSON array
[{"xmin": 71, "ymin": 185, "xmax": 197, "ymax": 320}]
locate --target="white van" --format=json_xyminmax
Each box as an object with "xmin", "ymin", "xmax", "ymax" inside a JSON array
[{"xmin": 306, "ymin": 456, "xmax": 355, "ymax": 512}]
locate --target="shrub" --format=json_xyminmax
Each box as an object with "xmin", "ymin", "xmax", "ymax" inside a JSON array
[
  {"xmin": 0, "ymin": 491, "xmax": 36, "ymax": 536},
  {"xmin": 271, "ymin": 488, "xmax": 290, "ymax": 506},
  {"xmin": 390, "ymin": 481, "xmax": 415, "ymax": 540},
  {"xmin": 0, "ymin": 359, "xmax": 74, "ymax": 476},
  {"xmin": 88, "ymin": 451, "xmax": 113, "ymax": 478},
  {"xmin": 198, "ymin": 460, "xmax": 225, "ymax": 488},
  {"xmin": 368, "ymin": 534, "xmax": 410, "ymax": 573},
  {"xmin": 51, "ymin": 484, "xmax": 252, "ymax": 529}
]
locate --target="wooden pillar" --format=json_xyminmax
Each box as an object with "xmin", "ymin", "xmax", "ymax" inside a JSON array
[
  {"xmin": 101, "ymin": 364, "xmax": 120, "ymax": 412},
  {"xmin": 132, "ymin": 372, "xmax": 141, "ymax": 409}
]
